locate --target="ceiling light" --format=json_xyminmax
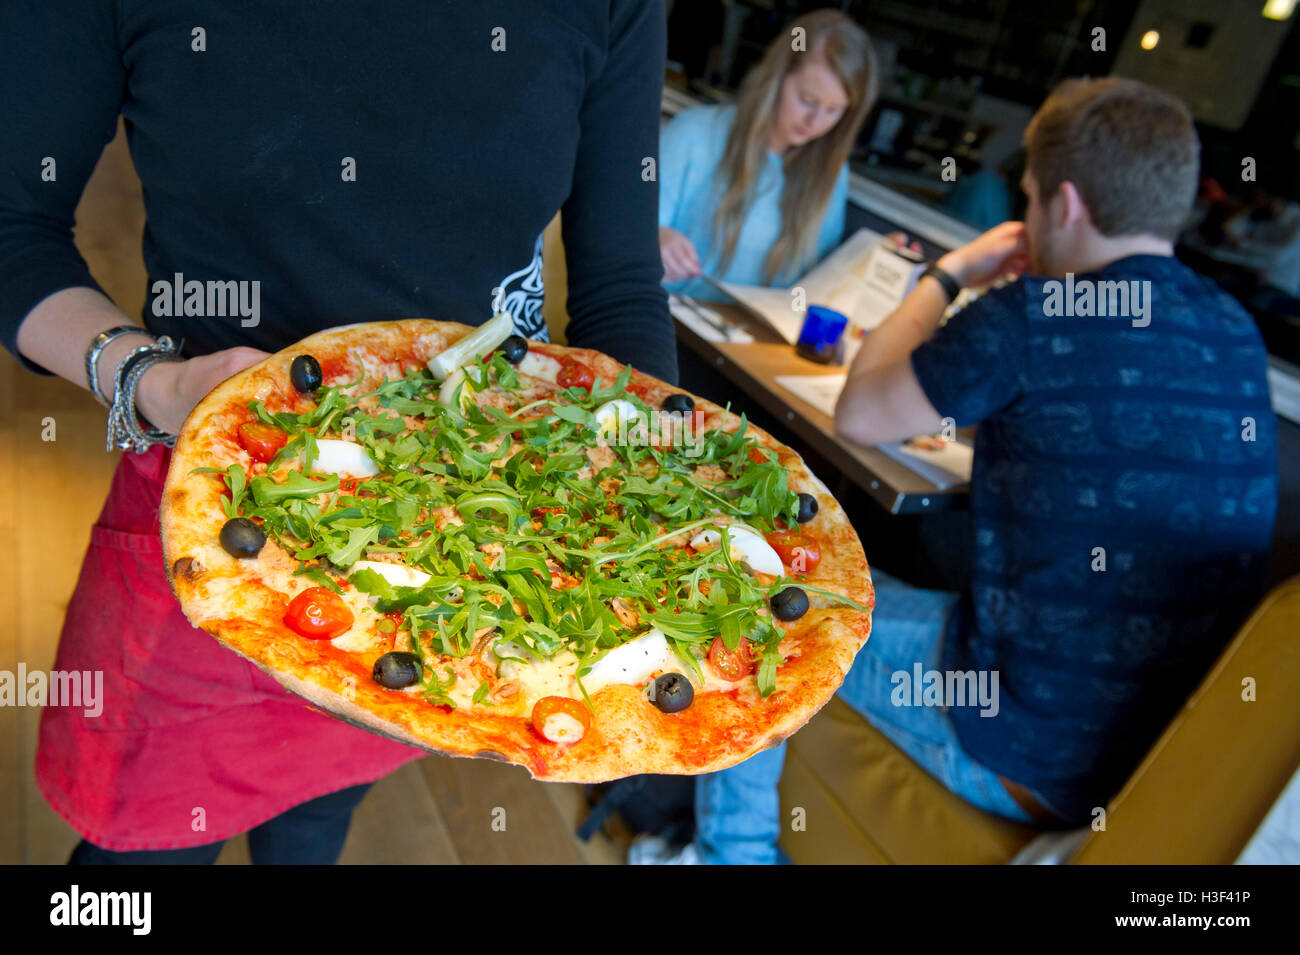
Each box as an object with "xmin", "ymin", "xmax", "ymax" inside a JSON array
[{"xmin": 1262, "ymin": 0, "xmax": 1295, "ymax": 21}]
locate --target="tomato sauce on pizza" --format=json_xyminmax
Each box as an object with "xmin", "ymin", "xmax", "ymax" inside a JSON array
[{"xmin": 160, "ymin": 318, "xmax": 872, "ymax": 781}]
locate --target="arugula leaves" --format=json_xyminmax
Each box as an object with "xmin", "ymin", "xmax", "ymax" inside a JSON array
[
  {"xmin": 250, "ymin": 470, "xmax": 338, "ymax": 506},
  {"xmin": 198, "ymin": 351, "xmax": 858, "ymax": 702}
]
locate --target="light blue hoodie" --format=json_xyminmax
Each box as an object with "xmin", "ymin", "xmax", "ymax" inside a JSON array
[{"xmin": 658, "ymin": 103, "xmax": 848, "ymax": 301}]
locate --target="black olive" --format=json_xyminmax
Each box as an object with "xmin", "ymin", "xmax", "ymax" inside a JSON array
[
  {"xmin": 290, "ymin": 354, "xmax": 322, "ymax": 393},
  {"xmin": 651, "ymin": 672, "xmax": 694, "ymax": 713},
  {"xmin": 500, "ymin": 335, "xmax": 528, "ymax": 364},
  {"xmin": 219, "ymin": 517, "xmax": 266, "ymax": 558},
  {"xmin": 770, "ymin": 586, "xmax": 809, "ymax": 622},
  {"xmin": 661, "ymin": 393, "xmax": 695, "ymax": 416},
  {"xmin": 796, "ymin": 492, "xmax": 819, "ymax": 523},
  {"xmin": 373, "ymin": 652, "xmax": 422, "ymax": 689}
]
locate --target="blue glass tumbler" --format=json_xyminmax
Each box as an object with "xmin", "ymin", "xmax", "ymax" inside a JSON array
[{"xmin": 794, "ymin": 305, "xmax": 849, "ymax": 364}]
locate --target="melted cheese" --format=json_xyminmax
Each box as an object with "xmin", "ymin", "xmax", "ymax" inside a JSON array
[
  {"xmin": 331, "ymin": 627, "xmax": 379, "ymax": 653},
  {"xmin": 518, "ymin": 351, "xmax": 560, "ymax": 382},
  {"xmin": 496, "ymin": 646, "xmax": 583, "ymax": 700},
  {"xmin": 336, "ymin": 346, "xmax": 404, "ymax": 389},
  {"xmin": 328, "ymin": 584, "xmax": 385, "ymax": 652}
]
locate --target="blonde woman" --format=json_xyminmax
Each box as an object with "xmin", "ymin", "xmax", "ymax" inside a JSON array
[{"xmin": 659, "ymin": 9, "xmax": 878, "ymax": 298}]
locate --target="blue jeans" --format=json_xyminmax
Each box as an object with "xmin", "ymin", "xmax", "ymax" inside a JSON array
[
  {"xmin": 68, "ymin": 782, "xmax": 373, "ymax": 865},
  {"xmin": 696, "ymin": 569, "xmax": 1034, "ymax": 864}
]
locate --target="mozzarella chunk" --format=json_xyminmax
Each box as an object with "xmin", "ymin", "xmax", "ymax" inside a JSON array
[
  {"xmin": 691, "ymin": 526, "xmax": 784, "ymax": 577},
  {"xmin": 349, "ymin": 560, "xmax": 431, "ymax": 589},
  {"xmin": 592, "ymin": 399, "xmax": 642, "ymax": 436},
  {"xmin": 518, "ymin": 351, "xmax": 560, "ymax": 382},
  {"xmin": 311, "ymin": 439, "xmax": 380, "ymax": 478},
  {"xmin": 582, "ymin": 629, "xmax": 679, "ymax": 695}
]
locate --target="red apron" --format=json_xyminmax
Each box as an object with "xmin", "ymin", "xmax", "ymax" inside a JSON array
[{"xmin": 36, "ymin": 446, "xmax": 424, "ymax": 851}]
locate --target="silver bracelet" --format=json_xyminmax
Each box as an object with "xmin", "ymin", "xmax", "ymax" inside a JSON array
[
  {"xmin": 105, "ymin": 336, "xmax": 185, "ymax": 453},
  {"xmin": 84, "ymin": 325, "xmax": 154, "ymax": 406}
]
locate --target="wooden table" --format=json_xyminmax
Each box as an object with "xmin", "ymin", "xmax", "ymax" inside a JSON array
[{"xmin": 672, "ymin": 302, "xmax": 968, "ymax": 514}]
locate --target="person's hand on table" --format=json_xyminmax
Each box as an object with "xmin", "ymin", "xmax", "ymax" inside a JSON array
[
  {"xmin": 659, "ymin": 226, "xmax": 702, "ymax": 282},
  {"xmin": 937, "ymin": 221, "xmax": 1030, "ymax": 289},
  {"xmin": 136, "ymin": 346, "xmax": 268, "ymax": 435}
]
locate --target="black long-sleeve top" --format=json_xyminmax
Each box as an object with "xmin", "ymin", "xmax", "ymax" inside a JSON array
[{"xmin": 0, "ymin": 0, "xmax": 678, "ymax": 384}]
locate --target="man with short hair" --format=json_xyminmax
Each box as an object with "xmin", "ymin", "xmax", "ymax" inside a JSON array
[{"xmin": 639, "ymin": 77, "xmax": 1278, "ymax": 865}]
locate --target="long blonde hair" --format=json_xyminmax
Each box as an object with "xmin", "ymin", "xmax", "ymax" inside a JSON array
[{"xmin": 713, "ymin": 10, "xmax": 878, "ymax": 284}]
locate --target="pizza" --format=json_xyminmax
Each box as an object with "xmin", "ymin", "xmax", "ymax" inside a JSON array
[{"xmin": 160, "ymin": 317, "xmax": 873, "ymax": 781}]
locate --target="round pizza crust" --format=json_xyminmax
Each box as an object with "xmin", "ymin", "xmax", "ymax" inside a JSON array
[{"xmin": 160, "ymin": 319, "xmax": 874, "ymax": 782}]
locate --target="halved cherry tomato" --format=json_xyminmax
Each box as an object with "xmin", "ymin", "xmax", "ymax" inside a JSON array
[
  {"xmin": 765, "ymin": 531, "xmax": 822, "ymax": 573},
  {"xmin": 237, "ymin": 422, "xmax": 288, "ymax": 462},
  {"xmin": 708, "ymin": 636, "xmax": 754, "ymax": 682},
  {"xmin": 557, "ymin": 359, "xmax": 594, "ymax": 392},
  {"xmin": 531, "ymin": 696, "xmax": 592, "ymax": 743},
  {"xmin": 284, "ymin": 587, "xmax": 354, "ymax": 640}
]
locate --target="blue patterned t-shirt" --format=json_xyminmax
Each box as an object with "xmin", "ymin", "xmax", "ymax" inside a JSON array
[{"xmin": 911, "ymin": 254, "xmax": 1278, "ymax": 823}]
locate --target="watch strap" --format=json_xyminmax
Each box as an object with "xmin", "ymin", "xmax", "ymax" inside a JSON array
[{"xmin": 921, "ymin": 264, "xmax": 962, "ymax": 303}]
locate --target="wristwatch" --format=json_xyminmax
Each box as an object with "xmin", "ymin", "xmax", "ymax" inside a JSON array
[{"xmin": 921, "ymin": 263, "xmax": 962, "ymax": 303}]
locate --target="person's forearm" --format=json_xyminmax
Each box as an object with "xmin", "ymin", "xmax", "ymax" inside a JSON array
[
  {"xmin": 835, "ymin": 253, "xmax": 970, "ymax": 445},
  {"xmin": 15, "ymin": 287, "xmax": 149, "ymax": 395},
  {"xmin": 16, "ymin": 285, "xmax": 269, "ymax": 435}
]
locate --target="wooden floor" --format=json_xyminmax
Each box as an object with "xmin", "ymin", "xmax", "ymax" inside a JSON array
[{"xmin": 0, "ymin": 124, "xmax": 624, "ymax": 864}]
